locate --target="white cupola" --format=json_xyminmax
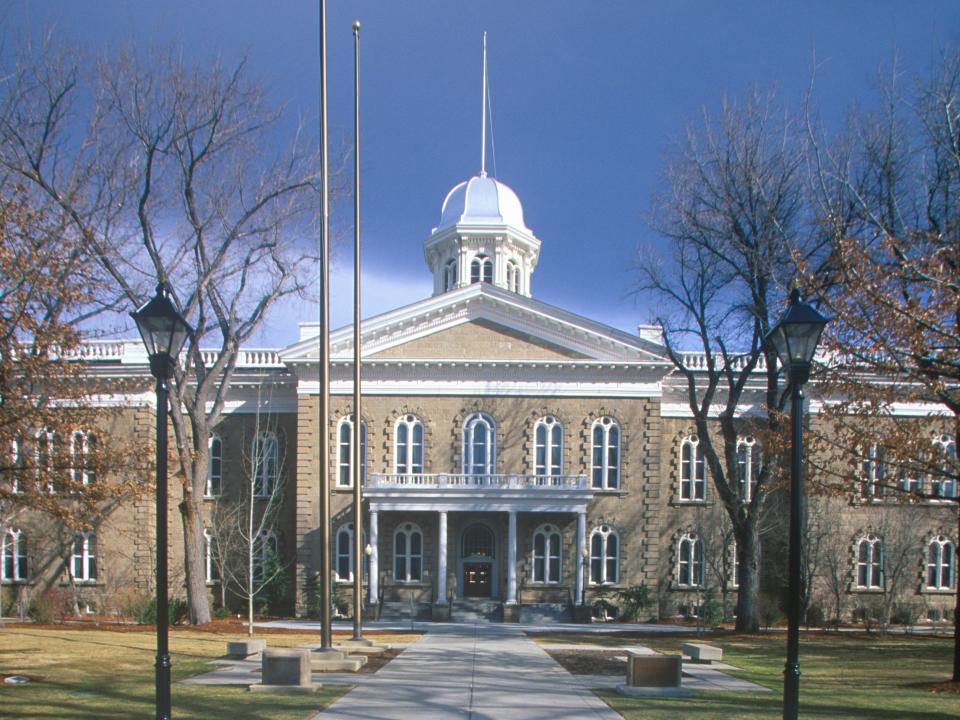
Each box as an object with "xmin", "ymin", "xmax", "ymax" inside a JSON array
[{"xmin": 423, "ymin": 172, "xmax": 541, "ymax": 297}]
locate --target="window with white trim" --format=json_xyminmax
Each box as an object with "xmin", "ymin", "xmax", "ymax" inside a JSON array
[
  {"xmin": 532, "ymin": 524, "xmax": 562, "ymax": 584},
  {"xmin": 252, "ymin": 432, "xmax": 278, "ymax": 497},
  {"xmin": 8, "ymin": 436, "xmax": 22, "ymax": 493},
  {"xmin": 204, "ymin": 528, "xmax": 220, "ymax": 583},
  {"xmin": 534, "ymin": 416, "xmax": 563, "ymax": 480},
  {"xmin": 736, "ymin": 436, "xmax": 761, "ymax": 502},
  {"xmin": 677, "ymin": 533, "xmax": 704, "ymax": 588},
  {"xmin": 470, "ymin": 255, "xmax": 493, "ymax": 284},
  {"xmin": 1, "ymin": 529, "xmax": 27, "ymax": 583},
  {"xmin": 729, "ymin": 538, "xmax": 740, "ymax": 588},
  {"xmin": 860, "ymin": 444, "xmax": 886, "ymax": 499},
  {"xmin": 589, "ymin": 526, "xmax": 619, "ymax": 585},
  {"xmin": 444, "ymin": 259, "xmax": 457, "ymax": 291},
  {"xmin": 335, "ymin": 523, "xmax": 367, "ymax": 582},
  {"xmin": 70, "ymin": 430, "xmax": 96, "ymax": 485},
  {"xmin": 591, "ymin": 416, "xmax": 620, "ymax": 489},
  {"xmin": 35, "ymin": 427, "xmax": 56, "ymax": 492},
  {"xmin": 931, "ymin": 435, "xmax": 957, "ymax": 498},
  {"xmin": 71, "ymin": 531, "xmax": 97, "ymax": 582},
  {"xmin": 927, "ymin": 535, "xmax": 954, "ymax": 590},
  {"xmin": 856, "ymin": 535, "xmax": 883, "ymax": 589},
  {"xmin": 463, "ymin": 413, "xmax": 496, "ymax": 476},
  {"xmin": 679, "ymin": 435, "xmax": 706, "ymax": 501},
  {"xmin": 393, "ymin": 523, "xmax": 423, "ymax": 582},
  {"xmin": 253, "ymin": 530, "xmax": 278, "ymax": 584},
  {"xmin": 206, "ymin": 434, "xmax": 223, "ymax": 497},
  {"xmin": 337, "ymin": 417, "xmax": 367, "ymax": 487},
  {"xmin": 394, "ymin": 415, "xmax": 424, "ymax": 476}
]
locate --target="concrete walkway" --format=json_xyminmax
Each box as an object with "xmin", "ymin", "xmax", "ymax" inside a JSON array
[{"xmin": 313, "ymin": 623, "xmax": 621, "ymax": 720}]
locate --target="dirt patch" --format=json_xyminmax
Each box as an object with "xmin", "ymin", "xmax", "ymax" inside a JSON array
[
  {"xmin": 357, "ymin": 647, "xmax": 405, "ymax": 673},
  {"xmin": 905, "ymin": 680, "xmax": 960, "ymax": 694},
  {"xmin": 546, "ymin": 649, "xmax": 627, "ymax": 676}
]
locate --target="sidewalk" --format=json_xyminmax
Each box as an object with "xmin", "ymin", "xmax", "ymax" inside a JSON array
[{"xmin": 313, "ymin": 623, "xmax": 621, "ymax": 720}]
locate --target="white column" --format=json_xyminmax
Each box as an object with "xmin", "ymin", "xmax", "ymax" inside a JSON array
[
  {"xmin": 369, "ymin": 510, "xmax": 379, "ymax": 604},
  {"xmin": 437, "ymin": 511, "xmax": 448, "ymax": 605},
  {"xmin": 576, "ymin": 511, "xmax": 586, "ymax": 605},
  {"xmin": 506, "ymin": 510, "xmax": 517, "ymax": 604}
]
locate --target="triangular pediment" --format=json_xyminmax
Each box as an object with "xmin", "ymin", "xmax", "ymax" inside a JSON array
[{"xmin": 279, "ymin": 283, "xmax": 669, "ymax": 365}]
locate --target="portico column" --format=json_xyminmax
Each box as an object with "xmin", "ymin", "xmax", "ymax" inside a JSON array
[
  {"xmin": 368, "ymin": 510, "xmax": 379, "ymax": 604},
  {"xmin": 576, "ymin": 511, "xmax": 586, "ymax": 605},
  {"xmin": 506, "ymin": 510, "xmax": 517, "ymax": 604},
  {"xmin": 437, "ymin": 511, "xmax": 448, "ymax": 605}
]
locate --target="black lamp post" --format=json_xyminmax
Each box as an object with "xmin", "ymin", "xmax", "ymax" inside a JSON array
[
  {"xmin": 764, "ymin": 288, "xmax": 828, "ymax": 720},
  {"xmin": 131, "ymin": 282, "xmax": 191, "ymax": 720}
]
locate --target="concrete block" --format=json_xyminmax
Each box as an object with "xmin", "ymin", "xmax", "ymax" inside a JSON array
[
  {"xmin": 226, "ymin": 639, "xmax": 266, "ymax": 659},
  {"xmin": 262, "ymin": 648, "xmax": 311, "ymax": 686},
  {"xmin": 683, "ymin": 642, "xmax": 723, "ymax": 663},
  {"xmin": 626, "ymin": 653, "xmax": 683, "ymax": 688},
  {"xmin": 501, "ymin": 604, "xmax": 520, "ymax": 623},
  {"xmin": 431, "ymin": 603, "xmax": 451, "ymax": 622}
]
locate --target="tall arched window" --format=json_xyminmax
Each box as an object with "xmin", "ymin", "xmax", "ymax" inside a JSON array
[
  {"xmin": 470, "ymin": 255, "xmax": 493, "ymax": 284},
  {"xmin": 927, "ymin": 535, "xmax": 954, "ymax": 590},
  {"xmin": 856, "ymin": 535, "xmax": 883, "ymax": 589},
  {"xmin": 534, "ymin": 416, "xmax": 563, "ymax": 480},
  {"xmin": 591, "ymin": 416, "xmax": 620, "ymax": 489},
  {"xmin": 206, "ymin": 434, "xmax": 223, "ymax": 497},
  {"xmin": 444, "ymin": 259, "xmax": 458, "ymax": 291},
  {"xmin": 679, "ymin": 435, "xmax": 706, "ymax": 501},
  {"xmin": 532, "ymin": 524, "xmax": 562, "ymax": 584},
  {"xmin": 394, "ymin": 523, "xmax": 423, "ymax": 582},
  {"xmin": 512, "ymin": 265, "xmax": 522, "ymax": 293},
  {"xmin": 335, "ymin": 523, "xmax": 367, "ymax": 582},
  {"xmin": 253, "ymin": 530, "xmax": 278, "ymax": 584},
  {"xmin": 589, "ymin": 526, "xmax": 619, "ymax": 585},
  {"xmin": 252, "ymin": 431, "xmax": 278, "ymax": 497},
  {"xmin": 463, "ymin": 413, "xmax": 495, "ymax": 476},
  {"xmin": 8, "ymin": 436, "xmax": 22, "ymax": 493},
  {"xmin": 36, "ymin": 427, "xmax": 56, "ymax": 492},
  {"xmin": 337, "ymin": 416, "xmax": 367, "ymax": 487},
  {"xmin": 860, "ymin": 443, "xmax": 886, "ymax": 499},
  {"xmin": 677, "ymin": 533, "xmax": 704, "ymax": 588},
  {"xmin": 736, "ymin": 436, "xmax": 761, "ymax": 502},
  {"xmin": 204, "ymin": 528, "xmax": 219, "ymax": 584},
  {"xmin": 70, "ymin": 430, "xmax": 96, "ymax": 485},
  {"xmin": 395, "ymin": 415, "xmax": 424, "ymax": 476},
  {"xmin": 462, "ymin": 524, "xmax": 495, "ymax": 558},
  {"xmin": 931, "ymin": 434, "xmax": 957, "ymax": 498},
  {"xmin": 1, "ymin": 529, "xmax": 27, "ymax": 583},
  {"xmin": 506, "ymin": 261, "xmax": 517, "ymax": 292},
  {"xmin": 71, "ymin": 531, "xmax": 97, "ymax": 582}
]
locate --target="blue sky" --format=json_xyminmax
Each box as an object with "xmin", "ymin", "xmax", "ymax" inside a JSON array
[{"xmin": 5, "ymin": 1, "xmax": 960, "ymax": 346}]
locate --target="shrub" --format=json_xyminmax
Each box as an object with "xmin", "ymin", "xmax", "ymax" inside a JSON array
[
  {"xmin": 213, "ymin": 605, "xmax": 230, "ymax": 620},
  {"xmin": 135, "ymin": 597, "xmax": 190, "ymax": 625},
  {"xmin": 891, "ymin": 602, "xmax": 921, "ymax": 627},
  {"xmin": 28, "ymin": 586, "xmax": 75, "ymax": 623},
  {"xmin": 756, "ymin": 591, "xmax": 784, "ymax": 628},
  {"xmin": 617, "ymin": 584, "xmax": 654, "ymax": 622},
  {"xmin": 303, "ymin": 572, "xmax": 322, "ymax": 619},
  {"xmin": 699, "ymin": 590, "xmax": 723, "ymax": 627}
]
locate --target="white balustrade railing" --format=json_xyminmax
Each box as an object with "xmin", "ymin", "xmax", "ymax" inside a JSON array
[
  {"xmin": 681, "ymin": 353, "xmax": 768, "ymax": 372},
  {"xmin": 369, "ymin": 472, "xmax": 589, "ymax": 490}
]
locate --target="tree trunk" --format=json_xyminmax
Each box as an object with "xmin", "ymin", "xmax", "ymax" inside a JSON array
[
  {"xmin": 734, "ymin": 526, "xmax": 760, "ymax": 631},
  {"xmin": 180, "ymin": 498, "xmax": 211, "ymax": 625}
]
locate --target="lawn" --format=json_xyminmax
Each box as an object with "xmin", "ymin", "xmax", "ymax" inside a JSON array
[
  {"xmin": 531, "ymin": 630, "xmax": 959, "ymax": 720},
  {"xmin": 0, "ymin": 624, "xmax": 416, "ymax": 719}
]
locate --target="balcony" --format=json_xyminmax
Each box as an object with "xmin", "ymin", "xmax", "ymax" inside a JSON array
[{"xmin": 365, "ymin": 473, "xmax": 593, "ymax": 513}]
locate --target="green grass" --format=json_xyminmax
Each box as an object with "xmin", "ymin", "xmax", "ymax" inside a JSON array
[
  {"xmin": 0, "ymin": 626, "xmax": 353, "ymax": 719},
  {"xmin": 534, "ymin": 631, "xmax": 959, "ymax": 720}
]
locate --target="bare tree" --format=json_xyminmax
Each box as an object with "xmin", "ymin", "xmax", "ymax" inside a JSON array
[{"xmin": 0, "ymin": 40, "xmax": 323, "ymax": 623}]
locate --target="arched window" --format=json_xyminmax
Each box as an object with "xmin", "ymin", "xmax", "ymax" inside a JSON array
[
  {"xmin": 470, "ymin": 255, "xmax": 493, "ymax": 284},
  {"xmin": 927, "ymin": 536, "xmax": 954, "ymax": 590},
  {"xmin": 736, "ymin": 436, "xmax": 761, "ymax": 502},
  {"xmin": 677, "ymin": 533, "xmax": 704, "ymax": 588},
  {"xmin": 337, "ymin": 416, "xmax": 367, "ymax": 487},
  {"xmin": 534, "ymin": 416, "xmax": 563, "ymax": 480},
  {"xmin": 860, "ymin": 443, "xmax": 886, "ymax": 499},
  {"xmin": 729, "ymin": 538, "xmax": 740, "ymax": 588},
  {"xmin": 931, "ymin": 435, "xmax": 957, "ymax": 498},
  {"xmin": 589, "ymin": 526, "xmax": 619, "ymax": 585},
  {"xmin": 462, "ymin": 524, "xmax": 495, "ymax": 558},
  {"xmin": 36, "ymin": 427, "xmax": 56, "ymax": 492},
  {"xmin": 71, "ymin": 531, "xmax": 97, "ymax": 582},
  {"xmin": 204, "ymin": 528, "xmax": 219, "ymax": 584},
  {"xmin": 252, "ymin": 431, "xmax": 279, "ymax": 497},
  {"xmin": 206, "ymin": 434, "xmax": 223, "ymax": 497},
  {"xmin": 506, "ymin": 261, "xmax": 517, "ymax": 292},
  {"xmin": 512, "ymin": 265, "xmax": 522, "ymax": 293},
  {"xmin": 394, "ymin": 522, "xmax": 423, "ymax": 582},
  {"xmin": 335, "ymin": 523, "xmax": 367, "ymax": 582},
  {"xmin": 253, "ymin": 530, "xmax": 278, "ymax": 584},
  {"xmin": 8, "ymin": 436, "xmax": 22, "ymax": 493},
  {"xmin": 1, "ymin": 529, "xmax": 27, "ymax": 583},
  {"xmin": 463, "ymin": 413, "xmax": 496, "ymax": 476},
  {"xmin": 680, "ymin": 435, "xmax": 706, "ymax": 501},
  {"xmin": 532, "ymin": 524, "xmax": 562, "ymax": 584},
  {"xmin": 856, "ymin": 535, "xmax": 883, "ymax": 589},
  {"xmin": 444, "ymin": 259, "xmax": 458, "ymax": 291},
  {"xmin": 591, "ymin": 416, "xmax": 620, "ymax": 489},
  {"xmin": 395, "ymin": 415, "xmax": 424, "ymax": 476},
  {"xmin": 70, "ymin": 430, "xmax": 96, "ymax": 485}
]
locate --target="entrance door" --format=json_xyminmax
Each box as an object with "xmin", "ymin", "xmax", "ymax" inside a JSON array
[{"xmin": 463, "ymin": 562, "xmax": 492, "ymax": 597}]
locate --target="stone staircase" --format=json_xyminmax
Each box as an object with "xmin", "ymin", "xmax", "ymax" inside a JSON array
[
  {"xmin": 452, "ymin": 598, "xmax": 502, "ymax": 623},
  {"xmin": 519, "ymin": 602, "xmax": 572, "ymax": 624},
  {"xmin": 377, "ymin": 600, "xmax": 432, "ymax": 623}
]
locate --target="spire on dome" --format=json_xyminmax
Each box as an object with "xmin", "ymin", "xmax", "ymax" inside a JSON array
[{"xmin": 480, "ymin": 32, "xmax": 488, "ymax": 177}]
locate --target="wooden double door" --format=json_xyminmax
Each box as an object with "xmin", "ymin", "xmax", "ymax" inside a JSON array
[{"xmin": 462, "ymin": 562, "xmax": 492, "ymax": 597}]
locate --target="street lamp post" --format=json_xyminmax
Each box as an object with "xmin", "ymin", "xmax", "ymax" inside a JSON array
[
  {"xmin": 765, "ymin": 289, "xmax": 828, "ymax": 720},
  {"xmin": 132, "ymin": 282, "xmax": 192, "ymax": 720}
]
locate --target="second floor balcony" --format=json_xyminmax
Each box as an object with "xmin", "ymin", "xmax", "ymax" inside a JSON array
[{"xmin": 368, "ymin": 472, "xmax": 589, "ymax": 489}]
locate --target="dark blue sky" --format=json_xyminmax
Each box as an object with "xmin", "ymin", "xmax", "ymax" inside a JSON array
[{"xmin": 5, "ymin": 1, "xmax": 960, "ymax": 344}]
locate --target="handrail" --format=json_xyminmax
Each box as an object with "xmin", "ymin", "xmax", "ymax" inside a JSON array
[{"xmin": 368, "ymin": 472, "xmax": 590, "ymax": 489}]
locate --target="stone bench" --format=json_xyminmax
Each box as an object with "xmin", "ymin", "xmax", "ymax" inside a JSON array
[
  {"xmin": 682, "ymin": 642, "xmax": 723, "ymax": 663},
  {"xmin": 616, "ymin": 653, "xmax": 691, "ymax": 698},
  {"xmin": 249, "ymin": 648, "xmax": 320, "ymax": 694},
  {"xmin": 226, "ymin": 639, "xmax": 266, "ymax": 659}
]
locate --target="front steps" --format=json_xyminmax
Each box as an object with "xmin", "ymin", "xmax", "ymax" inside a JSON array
[{"xmin": 453, "ymin": 598, "xmax": 502, "ymax": 623}]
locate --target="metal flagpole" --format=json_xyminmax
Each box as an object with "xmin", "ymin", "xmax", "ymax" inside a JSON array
[
  {"xmin": 318, "ymin": 0, "xmax": 333, "ymax": 651},
  {"xmin": 480, "ymin": 31, "xmax": 487, "ymax": 176},
  {"xmin": 351, "ymin": 18, "xmax": 365, "ymax": 643}
]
